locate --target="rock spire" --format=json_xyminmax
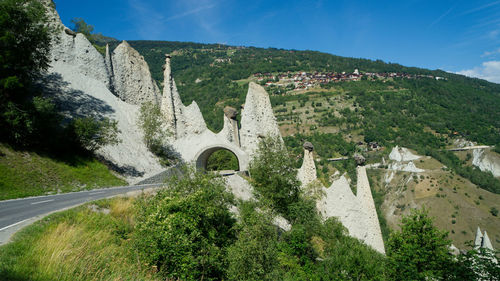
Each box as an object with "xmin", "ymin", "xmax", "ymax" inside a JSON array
[
  {"xmin": 297, "ymin": 142, "xmax": 317, "ymax": 187},
  {"xmin": 111, "ymin": 41, "xmax": 160, "ymax": 105},
  {"xmin": 239, "ymin": 82, "xmax": 282, "ymax": 155}
]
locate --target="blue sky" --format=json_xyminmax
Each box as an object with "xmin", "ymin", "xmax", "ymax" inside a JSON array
[{"xmin": 54, "ymin": 0, "xmax": 500, "ymax": 83}]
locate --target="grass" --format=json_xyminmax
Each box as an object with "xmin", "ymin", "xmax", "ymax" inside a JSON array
[
  {"xmin": 0, "ymin": 143, "xmax": 127, "ymax": 200},
  {"xmin": 0, "ymin": 197, "xmax": 161, "ymax": 281}
]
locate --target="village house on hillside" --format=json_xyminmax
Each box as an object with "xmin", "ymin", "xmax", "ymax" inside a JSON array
[{"xmin": 253, "ymin": 70, "xmax": 445, "ymax": 90}]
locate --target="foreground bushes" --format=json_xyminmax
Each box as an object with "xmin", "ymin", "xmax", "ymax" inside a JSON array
[
  {"xmin": 134, "ymin": 167, "xmax": 236, "ymax": 280},
  {"xmin": 1, "ymin": 164, "xmax": 498, "ymax": 280}
]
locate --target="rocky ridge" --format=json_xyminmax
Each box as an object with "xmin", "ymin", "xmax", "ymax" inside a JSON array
[
  {"xmin": 43, "ymin": 3, "xmax": 163, "ymax": 182},
  {"xmin": 110, "ymin": 41, "xmax": 161, "ymax": 105},
  {"xmin": 240, "ymin": 82, "xmax": 283, "ymax": 155},
  {"xmin": 472, "ymin": 149, "xmax": 500, "ymax": 178},
  {"xmin": 298, "ymin": 147, "xmax": 386, "ymax": 254}
]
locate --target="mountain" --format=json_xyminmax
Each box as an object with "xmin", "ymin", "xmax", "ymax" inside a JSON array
[{"xmin": 102, "ymin": 40, "xmax": 500, "ymax": 249}]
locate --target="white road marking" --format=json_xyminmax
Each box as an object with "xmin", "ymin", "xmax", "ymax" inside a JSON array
[
  {"xmin": 31, "ymin": 199, "xmax": 54, "ymax": 205},
  {"xmin": 88, "ymin": 191, "xmax": 105, "ymax": 195},
  {"xmin": 0, "ymin": 219, "xmax": 28, "ymax": 231}
]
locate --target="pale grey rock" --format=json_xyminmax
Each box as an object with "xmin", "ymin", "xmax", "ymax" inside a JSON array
[
  {"xmin": 219, "ymin": 115, "xmax": 240, "ymax": 146},
  {"xmin": 475, "ymin": 226, "xmax": 484, "ymax": 248},
  {"xmin": 317, "ymin": 167, "xmax": 385, "ymax": 254},
  {"xmin": 160, "ymin": 55, "xmax": 180, "ymax": 134},
  {"xmin": 50, "ymin": 31, "xmax": 109, "ymax": 88},
  {"xmin": 475, "ymin": 227, "xmax": 496, "ymax": 251},
  {"xmin": 105, "ymin": 44, "xmax": 113, "ymax": 79},
  {"xmin": 388, "ymin": 161, "xmax": 424, "ymax": 173},
  {"xmin": 240, "ymin": 82, "xmax": 282, "ymax": 155},
  {"xmin": 389, "ymin": 146, "xmax": 421, "ymax": 162},
  {"xmin": 173, "ymin": 129, "xmax": 250, "ymax": 171},
  {"xmin": 472, "ymin": 149, "xmax": 500, "ymax": 177},
  {"xmin": 298, "ymin": 148, "xmax": 317, "ymax": 187},
  {"xmin": 225, "ymin": 174, "xmax": 254, "ymax": 201},
  {"xmin": 273, "ymin": 216, "xmax": 292, "ymax": 232},
  {"xmin": 160, "ymin": 55, "xmax": 207, "ymax": 138},
  {"xmin": 449, "ymin": 244, "xmax": 460, "ymax": 256},
  {"xmin": 356, "ymin": 166, "xmax": 386, "ymax": 254},
  {"xmin": 43, "ymin": 3, "xmax": 163, "ymax": 182},
  {"xmin": 111, "ymin": 41, "xmax": 160, "ymax": 105},
  {"xmin": 180, "ymin": 101, "xmax": 209, "ymax": 137},
  {"xmin": 453, "ymin": 138, "xmax": 475, "ymax": 148},
  {"xmin": 483, "ymin": 231, "xmax": 494, "ymax": 251}
]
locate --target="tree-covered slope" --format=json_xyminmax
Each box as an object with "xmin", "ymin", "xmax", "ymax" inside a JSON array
[
  {"xmin": 120, "ymin": 40, "xmax": 500, "ymax": 192},
  {"xmin": 123, "ymin": 41, "xmax": 499, "ymax": 143}
]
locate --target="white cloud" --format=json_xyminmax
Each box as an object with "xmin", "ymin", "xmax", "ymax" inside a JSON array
[
  {"xmin": 429, "ymin": 6, "xmax": 454, "ymax": 28},
  {"xmin": 457, "ymin": 61, "xmax": 500, "ymax": 83},
  {"xmin": 165, "ymin": 4, "xmax": 216, "ymax": 21},
  {"xmin": 481, "ymin": 47, "xmax": 500, "ymax": 57}
]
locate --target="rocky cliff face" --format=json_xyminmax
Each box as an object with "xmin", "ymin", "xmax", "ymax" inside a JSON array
[
  {"xmin": 297, "ymin": 148, "xmax": 317, "ymax": 187},
  {"xmin": 42, "ymin": 2, "xmax": 163, "ymax": 182},
  {"xmin": 240, "ymin": 82, "xmax": 282, "ymax": 155},
  {"xmin": 50, "ymin": 30, "xmax": 110, "ymax": 88},
  {"xmin": 472, "ymin": 149, "xmax": 500, "ymax": 178},
  {"xmin": 111, "ymin": 41, "xmax": 161, "ymax": 105},
  {"xmin": 298, "ymin": 146, "xmax": 385, "ymax": 253},
  {"xmin": 316, "ymin": 167, "xmax": 385, "ymax": 254},
  {"xmin": 160, "ymin": 56, "xmax": 207, "ymax": 138}
]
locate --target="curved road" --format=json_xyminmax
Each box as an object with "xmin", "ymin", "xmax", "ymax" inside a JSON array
[{"xmin": 0, "ymin": 183, "xmax": 161, "ymax": 245}]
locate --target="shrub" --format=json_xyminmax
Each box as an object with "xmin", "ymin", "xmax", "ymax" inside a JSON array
[
  {"xmin": 71, "ymin": 117, "xmax": 120, "ymax": 152},
  {"xmin": 248, "ymin": 136, "xmax": 300, "ymax": 217},
  {"xmin": 226, "ymin": 203, "xmax": 281, "ymax": 281},
  {"xmin": 138, "ymin": 102, "xmax": 179, "ymax": 166},
  {"xmin": 490, "ymin": 207, "xmax": 498, "ymax": 217},
  {"xmin": 387, "ymin": 208, "xmax": 453, "ymax": 280},
  {"xmin": 134, "ymin": 167, "xmax": 236, "ymax": 280},
  {"xmin": 206, "ymin": 149, "xmax": 239, "ymax": 171}
]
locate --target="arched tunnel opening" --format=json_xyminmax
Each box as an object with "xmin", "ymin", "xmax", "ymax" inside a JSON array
[{"xmin": 196, "ymin": 147, "xmax": 240, "ymax": 172}]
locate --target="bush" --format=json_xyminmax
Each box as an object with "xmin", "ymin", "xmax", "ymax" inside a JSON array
[
  {"xmin": 387, "ymin": 208, "xmax": 453, "ymax": 280},
  {"xmin": 490, "ymin": 207, "xmax": 498, "ymax": 217},
  {"xmin": 226, "ymin": 202, "xmax": 281, "ymax": 281},
  {"xmin": 134, "ymin": 167, "xmax": 236, "ymax": 280},
  {"xmin": 206, "ymin": 149, "xmax": 239, "ymax": 171},
  {"xmin": 71, "ymin": 117, "xmax": 120, "ymax": 152},
  {"xmin": 248, "ymin": 136, "xmax": 300, "ymax": 217},
  {"xmin": 138, "ymin": 102, "xmax": 179, "ymax": 166}
]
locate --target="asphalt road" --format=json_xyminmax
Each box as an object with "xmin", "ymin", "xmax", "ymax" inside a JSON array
[{"xmin": 0, "ymin": 183, "xmax": 161, "ymax": 245}]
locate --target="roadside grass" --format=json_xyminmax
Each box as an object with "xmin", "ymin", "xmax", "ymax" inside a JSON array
[
  {"xmin": 0, "ymin": 143, "xmax": 127, "ymax": 200},
  {"xmin": 0, "ymin": 197, "xmax": 161, "ymax": 281}
]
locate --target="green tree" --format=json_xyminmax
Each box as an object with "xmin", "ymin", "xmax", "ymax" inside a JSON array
[
  {"xmin": 71, "ymin": 117, "xmax": 120, "ymax": 152},
  {"xmin": 248, "ymin": 136, "xmax": 300, "ymax": 217},
  {"xmin": 70, "ymin": 17, "xmax": 94, "ymax": 40},
  {"xmin": 137, "ymin": 102, "xmax": 179, "ymax": 166},
  {"xmin": 0, "ymin": 0, "xmax": 52, "ymax": 101},
  {"xmin": 134, "ymin": 166, "xmax": 236, "ymax": 280},
  {"xmin": 137, "ymin": 102, "xmax": 166, "ymax": 149},
  {"xmin": 386, "ymin": 208, "xmax": 453, "ymax": 280},
  {"xmin": 226, "ymin": 202, "xmax": 281, "ymax": 281},
  {"xmin": 0, "ymin": 0, "xmax": 53, "ymax": 145},
  {"xmin": 206, "ymin": 149, "xmax": 239, "ymax": 171},
  {"xmin": 450, "ymin": 246, "xmax": 500, "ymax": 280}
]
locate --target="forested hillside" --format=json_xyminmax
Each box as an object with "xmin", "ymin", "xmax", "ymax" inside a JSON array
[
  {"xmin": 123, "ymin": 41, "xmax": 499, "ymax": 143},
  {"xmin": 117, "ymin": 40, "xmax": 500, "ymax": 193}
]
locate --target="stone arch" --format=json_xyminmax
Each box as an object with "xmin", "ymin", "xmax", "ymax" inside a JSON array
[{"xmin": 194, "ymin": 144, "xmax": 249, "ymax": 171}]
